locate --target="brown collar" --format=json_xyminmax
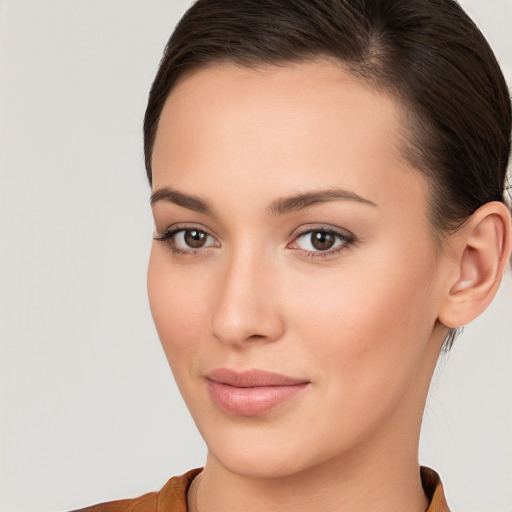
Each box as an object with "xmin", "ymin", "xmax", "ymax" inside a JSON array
[{"xmin": 422, "ymin": 466, "xmax": 450, "ymax": 511}]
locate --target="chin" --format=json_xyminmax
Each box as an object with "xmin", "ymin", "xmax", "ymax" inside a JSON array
[
  {"xmin": 209, "ymin": 444, "xmax": 311, "ymax": 479},
  {"xmin": 199, "ymin": 417, "xmax": 340, "ymax": 481}
]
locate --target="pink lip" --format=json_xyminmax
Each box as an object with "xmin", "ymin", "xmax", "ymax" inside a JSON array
[{"xmin": 205, "ymin": 369, "xmax": 310, "ymax": 416}]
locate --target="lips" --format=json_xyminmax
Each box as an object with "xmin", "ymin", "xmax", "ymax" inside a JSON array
[{"xmin": 205, "ymin": 368, "xmax": 310, "ymax": 416}]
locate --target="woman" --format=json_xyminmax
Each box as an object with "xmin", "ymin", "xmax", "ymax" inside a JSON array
[{"xmin": 75, "ymin": 0, "xmax": 511, "ymax": 510}]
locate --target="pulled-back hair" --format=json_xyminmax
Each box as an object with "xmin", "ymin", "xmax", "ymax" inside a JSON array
[{"xmin": 143, "ymin": 0, "xmax": 512, "ymax": 348}]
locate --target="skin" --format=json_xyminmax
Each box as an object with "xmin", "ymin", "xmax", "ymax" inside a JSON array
[{"xmin": 147, "ymin": 61, "xmax": 511, "ymax": 512}]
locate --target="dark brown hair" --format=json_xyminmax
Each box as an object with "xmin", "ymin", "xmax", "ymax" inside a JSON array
[{"xmin": 143, "ymin": 0, "xmax": 511, "ymax": 348}]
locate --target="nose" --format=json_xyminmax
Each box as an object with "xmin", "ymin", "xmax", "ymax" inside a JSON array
[{"xmin": 211, "ymin": 248, "xmax": 285, "ymax": 348}]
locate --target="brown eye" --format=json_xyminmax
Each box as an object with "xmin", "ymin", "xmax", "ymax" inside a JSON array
[
  {"xmin": 310, "ymin": 231, "xmax": 336, "ymax": 251},
  {"xmin": 154, "ymin": 227, "xmax": 219, "ymax": 253},
  {"xmin": 184, "ymin": 229, "xmax": 207, "ymax": 248},
  {"xmin": 290, "ymin": 227, "xmax": 354, "ymax": 255}
]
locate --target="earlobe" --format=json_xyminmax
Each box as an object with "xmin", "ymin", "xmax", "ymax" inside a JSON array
[{"xmin": 438, "ymin": 202, "xmax": 512, "ymax": 329}]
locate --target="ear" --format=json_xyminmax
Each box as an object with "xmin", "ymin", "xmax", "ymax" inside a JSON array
[{"xmin": 438, "ymin": 201, "xmax": 512, "ymax": 329}]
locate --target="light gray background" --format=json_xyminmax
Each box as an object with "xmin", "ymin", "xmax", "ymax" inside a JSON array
[{"xmin": 0, "ymin": 1, "xmax": 511, "ymax": 511}]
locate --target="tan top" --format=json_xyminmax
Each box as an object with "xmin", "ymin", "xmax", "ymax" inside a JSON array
[{"xmin": 71, "ymin": 466, "xmax": 449, "ymax": 512}]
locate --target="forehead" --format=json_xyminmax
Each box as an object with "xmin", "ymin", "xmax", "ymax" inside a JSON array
[
  {"xmin": 151, "ymin": 60, "xmax": 427, "ymax": 217},
  {"xmin": 154, "ymin": 60, "xmax": 401, "ymax": 156}
]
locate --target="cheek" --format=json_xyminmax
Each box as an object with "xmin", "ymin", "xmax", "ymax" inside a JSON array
[
  {"xmin": 283, "ymin": 241, "xmax": 439, "ymax": 393},
  {"xmin": 147, "ymin": 246, "xmax": 211, "ymax": 373}
]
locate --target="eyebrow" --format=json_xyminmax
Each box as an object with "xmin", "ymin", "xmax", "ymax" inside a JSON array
[
  {"xmin": 150, "ymin": 186, "xmax": 377, "ymax": 215},
  {"xmin": 268, "ymin": 188, "xmax": 377, "ymax": 215},
  {"xmin": 150, "ymin": 187, "xmax": 213, "ymax": 214}
]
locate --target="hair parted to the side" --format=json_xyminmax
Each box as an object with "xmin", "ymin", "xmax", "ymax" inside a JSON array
[{"xmin": 144, "ymin": 0, "xmax": 512, "ymax": 350}]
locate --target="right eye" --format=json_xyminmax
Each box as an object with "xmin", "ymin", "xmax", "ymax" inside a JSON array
[{"xmin": 154, "ymin": 227, "xmax": 220, "ymax": 254}]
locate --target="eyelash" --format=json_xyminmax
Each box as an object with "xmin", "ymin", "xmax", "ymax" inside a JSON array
[
  {"xmin": 290, "ymin": 227, "xmax": 356, "ymax": 259},
  {"xmin": 153, "ymin": 226, "xmax": 218, "ymax": 256},
  {"xmin": 153, "ymin": 226, "xmax": 356, "ymax": 258}
]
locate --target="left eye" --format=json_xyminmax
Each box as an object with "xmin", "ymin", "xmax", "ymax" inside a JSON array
[{"xmin": 292, "ymin": 229, "xmax": 350, "ymax": 252}]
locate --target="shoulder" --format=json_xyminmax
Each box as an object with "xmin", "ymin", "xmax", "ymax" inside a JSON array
[{"xmin": 69, "ymin": 468, "xmax": 203, "ymax": 512}]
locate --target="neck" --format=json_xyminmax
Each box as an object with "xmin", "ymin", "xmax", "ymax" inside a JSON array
[{"xmin": 190, "ymin": 422, "xmax": 428, "ymax": 512}]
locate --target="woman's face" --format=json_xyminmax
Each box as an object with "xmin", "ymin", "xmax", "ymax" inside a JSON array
[{"xmin": 148, "ymin": 61, "xmax": 449, "ymax": 478}]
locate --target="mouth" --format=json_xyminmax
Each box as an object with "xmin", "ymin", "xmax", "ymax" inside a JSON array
[{"xmin": 205, "ymin": 368, "xmax": 310, "ymax": 416}]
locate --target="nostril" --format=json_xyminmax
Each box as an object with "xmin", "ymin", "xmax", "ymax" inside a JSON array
[
  {"xmin": 211, "ymin": 313, "xmax": 285, "ymax": 347},
  {"xmin": 247, "ymin": 334, "xmax": 266, "ymax": 341}
]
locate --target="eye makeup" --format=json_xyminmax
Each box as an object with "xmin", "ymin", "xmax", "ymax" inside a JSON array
[
  {"xmin": 287, "ymin": 225, "xmax": 357, "ymax": 259},
  {"xmin": 154, "ymin": 222, "xmax": 357, "ymax": 260},
  {"xmin": 154, "ymin": 225, "xmax": 220, "ymax": 256}
]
